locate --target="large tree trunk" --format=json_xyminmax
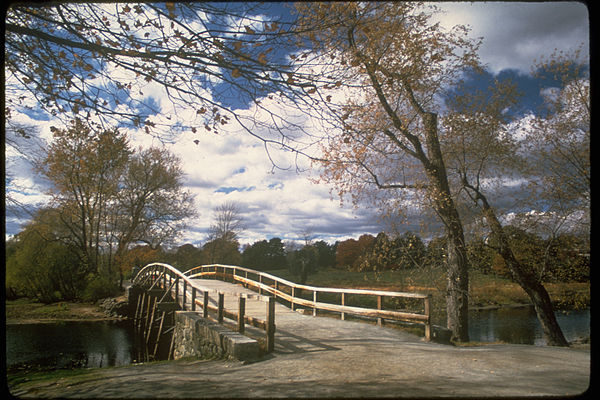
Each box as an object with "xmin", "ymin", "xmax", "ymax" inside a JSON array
[
  {"xmin": 442, "ymin": 211, "xmax": 470, "ymax": 343},
  {"xmin": 477, "ymin": 193, "xmax": 569, "ymax": 346},
  {"xmin": 423, "ymin": 113, "xmax": 470, "ymax": 342}
]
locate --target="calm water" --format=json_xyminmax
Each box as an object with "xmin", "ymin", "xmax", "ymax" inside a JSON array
[
  {"xmin": 6, "ymin": 307, "xmax": 590, "ymax": 371},
  {"xmin": 6, "ymin": 320, "xmax": 134, "ymax": 371},
  {"xmin": 468, "ymin": 306, "xmax": 590, "ymax": 345}
]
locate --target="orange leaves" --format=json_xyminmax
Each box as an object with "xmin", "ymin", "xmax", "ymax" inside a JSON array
[
  {"xmin": 286, "ymin": 73, "xmax": 295, "ymax": 84},
  {"xmin": 257, "ymin": 52, "xmax": 268, "ymax": 65},
  {"xmin": 165, "ymin": 2, "xmax": 176, "ymax": 17}
]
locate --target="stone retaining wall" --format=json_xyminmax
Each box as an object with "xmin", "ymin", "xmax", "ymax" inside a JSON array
[{"xmin": 172, "ymin": 311, "xmax": 260, "ymax": 362}]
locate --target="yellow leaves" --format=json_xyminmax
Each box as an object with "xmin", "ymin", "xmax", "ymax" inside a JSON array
[
  {"xmin": 231, "ymin": 68, "xmax": 242, "ymax": 78},
  {"xmin": 165, "ymin": 2, "xmax": 176, "ymax": 17},
  {"xmin": 244, "ymin": 25, "xmax": 255, "ymax": 35},
  {"xmin": 232, "ymin": 41, "xmax": 243, "ymax": 52},
  {"xmin": 257, "ymin": 52, "xmax": 268, "ymax": 65}
]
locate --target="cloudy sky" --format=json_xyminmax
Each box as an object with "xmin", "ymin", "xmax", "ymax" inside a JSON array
[{"xmin": 5, "ymin": 2, "xmax": 590, "ymax": 247}]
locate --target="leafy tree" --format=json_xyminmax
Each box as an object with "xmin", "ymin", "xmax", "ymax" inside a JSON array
[
  {"xmin": 394, "ymin": 232, "xmax": 427, "ymax": 270},
  {"xmin": 36, "ymin": 118, "xmax": 195, "ymax": 286},
  {"xmin": 527, "ymin": 46, "xmax": 590, "ymax": 224},
  {"xmin": 242, "ymin": 238, "xmax": 287, "ymax": 271},
  {"xmin": 6, "ymin": 208, "xmax": 85, "ymax": 302},
  {"xmin": 202, "ymin": 238, "xmax": 242, "ymax": 266},
  {"xmin": 37, "ymin": 118, "xmax": 130, "ymax": 276},
  {"xmin": 466, "ymin": 238, "xmax": 495, "ymax": 275},
  {"xmin": 293, "ymin": 2, "xmax": 479, "ymax": 341},
  {"xmin": 113, "ymin": 147, "xmax": 196, "ymax": 254},
  {"xmin": 423, "ymin": 236, "xmax": 447, "ymax": 270},
  {"xmin": 173, "ymin": 244, "xmax": 203, "ymax": 271},
  {"xmin": 117, "ymin": 245, "xmax": 163, "ymax": 279},
  {"xmin": 357, "ymin": 231, "xmax": 426, "ymax": 272},
  {"xmin": 544, "ymin": 234, "xmax": 589, "ymax": 283},
  {"xmin": 287, "ymin": 245, "xmax": 318, "ymax": 284},
  {"xmin": 442, "ymin": 48, "xmax": 589, "ymax": 346},
  {"xmin": 312, "ymin": 240, "xmax": 337, "ymax": 269},
  {"xmin": 335, "ymin": 234, "xmax": 375, "ymax": 270}
]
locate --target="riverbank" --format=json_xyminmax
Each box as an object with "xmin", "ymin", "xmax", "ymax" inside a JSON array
[{"xmin": 5, "ymin": 291, "xmax": 129, "ymax": 325}]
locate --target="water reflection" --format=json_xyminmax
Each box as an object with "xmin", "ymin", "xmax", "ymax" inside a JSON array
[
  {"xmin": 6, "ymin": 320, "xmax": 133, "ymax": 371},
  {"xmin": 469, "ymin": 307, "xmax": 590, "ymax": 345}
]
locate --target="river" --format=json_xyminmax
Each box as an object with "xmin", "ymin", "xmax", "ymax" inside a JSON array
[{"xmin": 6, "ymin": 307, "xmax": 590, "ymax": 371}]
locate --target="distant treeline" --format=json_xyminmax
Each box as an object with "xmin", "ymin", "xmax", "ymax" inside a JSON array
[{"xmin": 6, "ymin": 226, "xmax": 588, "ymax": 304}]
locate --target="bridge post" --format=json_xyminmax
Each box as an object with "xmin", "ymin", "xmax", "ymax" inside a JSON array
[
  {"xmin": 146, "ymin": 296, "xmax": 157, "ymax": 345},
  {"xmin": 377, "ymin": 295, "xmax": 383, "ymax": 326},
  {"xmin": 191, "ymin": 287, "xmax": 197, "ymax": 311},
  {"xmin": 182, "ymin": 280, "xmax": 187, "ymax": 311},
  {"xmin": 424, "ymin": 295, "xmax": 432, "ymax": 341},
  {"xmin": 266, "ymin": 296, "xmax": 275, "ymax": 353},
  {"xmin": 238, "ymin": 296, "xmax": 246, "ymax": 334},
  {"xmin": 291, "ymin": 287, "xmax": 296, "ymax": 311},
  {"xmin": 313, "ymin": 291, "xmax": 318, "ymax": 316},
  {"xmin": 144, "ymin": 294, "xmax": 153, "ymax": 332},
  {"xmin": 341, "ymin": 293, "xmax": 346, "ymax": 320},
  {"xmin": 203, "ymin": 291, "xmax": 209, "ymax": 318},
  {"xmin": 217, "ymin": 292, "xmax": 224, "ymax": 323},
  {"xmin": 137, "ymin": 292, "xmax": 146, "ymax": 330}
]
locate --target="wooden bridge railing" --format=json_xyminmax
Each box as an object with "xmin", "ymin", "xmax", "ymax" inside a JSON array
[
  {"xmin": 133, "ymin": 263, "xmax": 276, "ymax": 352},
  {"xmin": 184, "ymin": 264, "xmax": 432, "ymax": 341}
]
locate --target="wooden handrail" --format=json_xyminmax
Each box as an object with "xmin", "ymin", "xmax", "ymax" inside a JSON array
[
  {"xmin": 133, "ymin": 263, "xmax": 276, "ymax": 351},
  {"xmin": 184, "ymin": 264, "xmax": 432, "ymax": 341}
]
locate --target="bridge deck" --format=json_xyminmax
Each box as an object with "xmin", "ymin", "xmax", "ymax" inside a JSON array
[{"xmin": 185, "ymin": 278, "xmax": 423, "ymax": 354}]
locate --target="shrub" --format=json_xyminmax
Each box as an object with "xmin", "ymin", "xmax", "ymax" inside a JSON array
[{"xmin": 82, "ymin": 275, "xmax": 121, "ymax": 302}]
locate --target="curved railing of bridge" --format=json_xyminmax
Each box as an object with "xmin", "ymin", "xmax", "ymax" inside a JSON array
[
  {"xmin": 184, "ymin": 264, "xmax": 432, "ymax": 341},
  {"xmin": 133, "ymin": 262, "xmax": 276, "ymax": 352}
]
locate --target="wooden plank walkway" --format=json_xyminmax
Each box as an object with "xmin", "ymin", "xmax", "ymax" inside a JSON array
[{"xmin": 183, "ymin": 278, "xmax": 423, "ymax": 355}]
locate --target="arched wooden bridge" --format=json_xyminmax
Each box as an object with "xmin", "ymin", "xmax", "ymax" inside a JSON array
[{"xmin": 131, "ymin": 263, "xmax": 432, "ymax": 360}]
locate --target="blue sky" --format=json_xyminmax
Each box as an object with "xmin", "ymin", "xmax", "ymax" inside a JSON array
[{"xmin": 5, "ymin": 2, "xmax": 590, "ymax": 247}]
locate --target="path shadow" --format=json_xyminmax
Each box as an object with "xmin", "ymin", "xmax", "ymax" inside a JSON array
[{"xmin": 273, "ymin": 328, "xmax": 341, "ymax": 354}]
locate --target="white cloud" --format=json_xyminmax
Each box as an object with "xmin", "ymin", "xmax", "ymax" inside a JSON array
[{"xmin": 435, "ymin": 2, "xmax": 589, "ymax": 74}]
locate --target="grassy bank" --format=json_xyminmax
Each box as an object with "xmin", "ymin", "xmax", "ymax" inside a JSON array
[{"xmin": 5, "ymin": 298, "xmax": 116, "ymax": 324}]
